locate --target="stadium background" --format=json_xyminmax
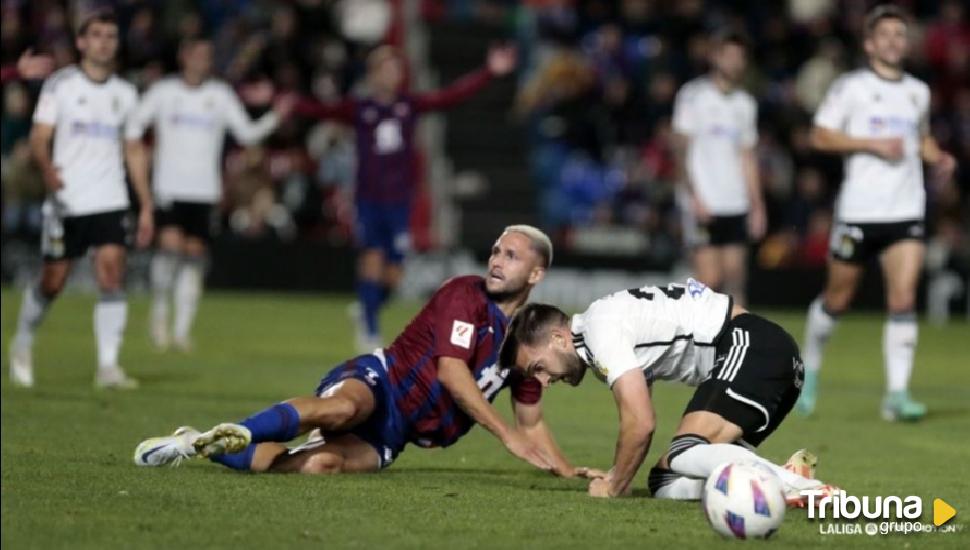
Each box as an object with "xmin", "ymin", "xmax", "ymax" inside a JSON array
[{"xmin": 1, "ymin": 0, "xmax": 967, "ymax": 314}]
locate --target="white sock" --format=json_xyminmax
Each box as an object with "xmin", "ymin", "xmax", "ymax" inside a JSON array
[
  {"xmin": 14, "ymin": 286, "xmax": 52, "ymax": 351},
  {"xmin": 669, "ymin": 443, "xmax": 820, "ymax": 492},
  {"xmin": 173, "ymin": 257, "xmax": 204, "ymax": 343},
  {"xmin": 803, "ymin": 297, "xmax": 838, "ymax": 374},
  {"xmin": 653, "ymin": 475, "xmax": 705, "ymax": 500},
  {"xmin": 150, "ymin": 251, "xmax": 178, "ymax": 332},
  {"xmin": 94, "ymin": 291, "xmax": 128, "ymax": 369},
  {"xmin": 884, "ymin": 313, "xmax": 917, "ymax": 393}
]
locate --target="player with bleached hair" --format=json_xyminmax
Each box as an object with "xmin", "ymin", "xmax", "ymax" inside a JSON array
[
  {"xmin": 127, "ymin": 37, "xmax": 293, "ymax": 352},
  {"xmin": 135, "ymin": 226, "xmax": 601, "ymax": 480},
  {"xmin": 500, "ymin": 279, "xmax": 837, "ymax": 503},
  {"xmin": 797, "ymin": 5, "xmax": 957, "ymax": 421}
]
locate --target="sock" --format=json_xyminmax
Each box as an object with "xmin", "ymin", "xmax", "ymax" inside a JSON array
[
  {"xmin": 356, "ymin": 279, "xmax": 383, "ymax": 337},
  {"xmin": 884, "ymin": 312, "xmax": 917, "ymax": 393},
  {"xmin": 150, "ymin": 251, "xmax": 178, "ymax": 334},
  {"xmin": 669, "ymin": 439, "xmax": 820, "ymax": 492},
  {"xmin": 648, "ymin": 466, "xmax": 705, "ymax": 500},
  {"xmin": 173, "ymin": 256, "xmax": 204, "ymax": 343},
  {"xmin": 14, "ymin": 285, "xmax": 52, "ymax": 351},
  {"xmin": 239, "ymin": 403, "xmax": 301, "ymax": 443},
  {"xmin": 378, "ymin": 285, "xmax": 392, "ymax": 308},
  {"xmin": 209, "ymin": 443, "xmax": 257, "ymax": 471},
  {"xmin": 94, "ymin": 290, "xmax": 127, "ymax": 369},
  {"xmin": 803, "ymin": 297, "xmax": 839, "ymax": 375}
]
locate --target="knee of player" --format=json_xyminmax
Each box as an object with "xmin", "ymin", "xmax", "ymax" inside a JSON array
[{"xmin": 302, "ymin": 452, "xmax": 344, "ymax": 475}]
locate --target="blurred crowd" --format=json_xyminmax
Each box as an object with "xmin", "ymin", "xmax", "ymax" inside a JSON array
[
  {"xmin": 440, "ymin": 0, "xmax": 969, "ymax": 271},
  {"xmin": 2, "ymin": 0, "xmax": 968, "ymax": 276}
]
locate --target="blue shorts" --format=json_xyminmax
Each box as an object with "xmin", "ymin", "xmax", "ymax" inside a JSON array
[
  {"xmin": 355, "ymin": 200, "xmax": 411, "ymax": 264},
  {"xmin": 314, "ymin": 353, "xmax": 407, "ymax": 468}
]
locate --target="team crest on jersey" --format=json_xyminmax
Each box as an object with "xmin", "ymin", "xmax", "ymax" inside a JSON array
[{"xmin": 450, "ymin": 320, "xmax": 474, "ymax": 349}]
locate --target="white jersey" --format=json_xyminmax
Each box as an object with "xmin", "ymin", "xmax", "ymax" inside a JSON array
[
  {"xmin": 814, "ymin": 69, "xmax": 930, "ymax": 222},
  {"xmin": 126, "ymin": 77, "xmax": 279, "ymax": 204},
  {"xmin": 672, "ymin": 77, "xmax": 758, "ymax": 215},
  {"xmin": 571, "ymin": 279, "xmax": 731, "ymax": 388},
  {"xmin": 32, "ymin": 66, "xmax": 139, "ymax": 216}
]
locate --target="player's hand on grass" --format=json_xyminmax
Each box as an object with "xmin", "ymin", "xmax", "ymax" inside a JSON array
[
  {"xmin": 502, "ymin": 430, "xmax": 552, "ymax": 471},
  {"xmin": 587, "ymin": 477, "xmax": 612, "ymax": 498},
  {"xmin": 487, "ymin": 45, "xmax": 517, "ymax": 77},
  {"xmin": 574, "ymin": 467, "xmax": 609, "ymax": 479},
  {"xmin": 16, "ymin": 48, "xmax": 53, "ymax": 80},
  {"xmin": 42, "ymin": 165, "xmax": 64, "ymax": 192},
  {"xmin": 136, "ymin": 208, "xmax": 154, "ymax": 248},
  {"xmin": 867, "ymin": 137, "xmax": 904, "ymax": 162},
  {"xmin": 931, "ymin": 151, "xmax": 956, "ymax": 185}
]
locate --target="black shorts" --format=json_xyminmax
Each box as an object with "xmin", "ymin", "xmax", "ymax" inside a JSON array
[
  {"xmin": 42, "ymin": 208, "xmax": 130, "ymax": 261},
  {"xmin": 155, "ymin": 201, "xmax": 216, "ymax": 241},
  {"xmin": 688, "ymin": 214, "xmax": 748, "ymax": 247},
  {"xmin": 684, "ymin": 313, "xmax": 803, "ymax": 447},
  {"xmin": 829, "ymin": 220, "xmax": 924, "ymax": 264}
]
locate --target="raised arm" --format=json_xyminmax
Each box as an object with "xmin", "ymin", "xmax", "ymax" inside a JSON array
[
  {"xmin": 589, "ymin": 369, "xmax": 656, "ymax": 498},
  {"xmin": 437, "ymin": 356, "xmax": 552, "ymax": 471},
  {"xmin": 223, "ymin": 85, "xmax": 286, "ymax": 145},
  {"xmin": 413, "ymin": 45, "xmax": 515, "ymax": 113},
  {"xmin": 294, "ymin": 95, "xmax": 356, "ymax": 123}
]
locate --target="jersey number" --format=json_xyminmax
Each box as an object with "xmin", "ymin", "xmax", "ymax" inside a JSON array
[
  {"xmin": 628, "ymin": 285, "xmax": 685, "ymax": 301},
  {"xmin": 476, "ymin": 363, "xmax": 508, "ymax": 402}
]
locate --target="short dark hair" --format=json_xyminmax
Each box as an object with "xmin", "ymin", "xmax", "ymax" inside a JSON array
[
  {"xmin": 77, "ymin": 9, "xmax": 118, "ymax": 36},
  {"xmin": 499, "ymin": 303, "xmax": 569, "ymax": 370},
  {"xmin": 712, "ymin": 29, "xmax": 749, "ymax": 51},
  {"xmin": 864, "ymin": 4, "xmax": 909, "ymax": 35}
]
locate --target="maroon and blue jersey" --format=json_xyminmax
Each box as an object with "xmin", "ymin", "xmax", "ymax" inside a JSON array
[
  {"xmin": 296, "ymin": 68, "xmax": 492, "ymax": 204},
  {"xmin": 384, "ymin": 275, "xmax": 542, "ymax": 447}
]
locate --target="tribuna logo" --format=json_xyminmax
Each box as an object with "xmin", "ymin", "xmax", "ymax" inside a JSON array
[{"xmin": 802, "ymin": 489, "xmax": 922, "ymax": 520}]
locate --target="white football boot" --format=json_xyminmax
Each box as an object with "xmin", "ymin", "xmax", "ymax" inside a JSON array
[
  {"xmin": 95, "ymin": 365, "xmax": 139, "ymax": 390},
  {"xmin": 134, "ymin": 426, "xmax": 200, "ymax": 466}
]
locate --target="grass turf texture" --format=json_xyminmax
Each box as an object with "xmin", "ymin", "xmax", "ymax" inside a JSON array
[{"xmin": 2, "ymin": 289, "xmax": 968, "ymax": 549}]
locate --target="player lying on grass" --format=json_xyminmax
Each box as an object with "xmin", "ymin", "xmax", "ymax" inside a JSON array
[
  {"xmin": 135, "ymin": 225, "xmax": 599, "ymax": 478},
  {"xmin": 500, "ymin": 279, "xmax": 837, "ymax": 502}
]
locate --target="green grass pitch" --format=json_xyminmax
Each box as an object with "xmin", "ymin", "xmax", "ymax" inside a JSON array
[{"xmin": 2, "ymin": 289, "xmax": 968, "ymax": 549}]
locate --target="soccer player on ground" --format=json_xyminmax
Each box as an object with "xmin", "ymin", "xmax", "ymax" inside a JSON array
[
  {"xmin": 672, "ymin": 31, "xmax": 765, "ymax": 306},
  {"xmin": 127, "ymin": 38, "xmax": 293, "ymax": 352},
  {"xmin": 296, "ymin": 44, "xmax": 517, "ymax": 352},
  {"xmin": 501, "ymin": 279, "xmax": 836, "ymax": 502},
  {"xmin": 135, "ymin": 226, "xmax": 598, "ymax": 478},
  {"xmin": 796, "ymin": 5, "xmax": 957, "ymax": 421},
  {"xmin": 8, "ymin": 10, "xmax": 153, "ymax": 389}
]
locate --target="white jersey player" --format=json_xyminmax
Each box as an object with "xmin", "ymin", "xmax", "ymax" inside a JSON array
[
  {"xmin": 501, "ymin": 280, "xmax": 837, "ymax": 503},
  {"xmin": 797, "ymin": 5, "xmax": 957, "ymax": 421},
  {"xmin": 9, "ymin": 10, "xmax": 153, "ymax": 389},
  {"xmin": 672, "ymin": 32, "xmax": 765, "ymax": 305},
  {"xmin": 126, "ymin": 38, "xmax": 292, "ymax": 352}
]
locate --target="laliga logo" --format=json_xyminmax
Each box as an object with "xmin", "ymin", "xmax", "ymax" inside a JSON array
[{"xmin": 802, "ymin": 490, "xmax": 922, "ymax": 520}]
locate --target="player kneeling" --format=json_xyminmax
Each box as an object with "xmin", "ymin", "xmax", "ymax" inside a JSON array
[{"xmin": 500, "ymin": 279, "xmax": 837, "ymax": 504}]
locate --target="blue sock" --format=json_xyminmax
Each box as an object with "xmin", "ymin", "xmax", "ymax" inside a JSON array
[
  {"xmin": 210, "ymin": 443, "xmax": 256, "ymax": 471},
  {"xmin": 356, "ymin": 279, "xmax": 382, "ymax": 337},
  {"xmin": 239, "ymin": 403, "xmax": 301, "ymax": 443}
]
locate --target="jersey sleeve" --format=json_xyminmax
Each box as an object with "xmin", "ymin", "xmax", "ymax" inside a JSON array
[
  {"xmin": 581, "ymin": 311, "xmax": 642, "ymax": 387},
  {"xmin": 509, "ymin": 372, "xmax": 542, "ymax": 405},
  {"xmin": 813, "ymin": 75, "xmax": 852, "ymax": 131},
  {"xmin": 32, "ymin": 75, "xmax": 60, "ymax": 125},
  {"xmin": 430, "ymin": 279, "xmax": 481, "ymax": 363},
  {"xmin": 413, "ymin": 67, "xmax": 492, "ymax": 113},
  {"xmin": 221, "ymin": 84, "xmax": 279, "ymax": 145},
  {"xmin": 124, "ymin": 84, "xmax": 152, "ymax": 140},
  {"xmin": 671, "ymin": 84, "xmax": 696, "ymax": 136}
]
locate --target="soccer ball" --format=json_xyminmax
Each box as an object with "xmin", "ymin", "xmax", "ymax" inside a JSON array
[{"xmin": 702, "ymin": 461, "xmax": 786, "ymax": 539}]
